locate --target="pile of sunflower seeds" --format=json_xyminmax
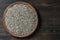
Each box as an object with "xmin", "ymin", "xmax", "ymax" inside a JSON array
[{"xmin": 5, "ymin": 4, "xmax": 37, "ymax": 35}]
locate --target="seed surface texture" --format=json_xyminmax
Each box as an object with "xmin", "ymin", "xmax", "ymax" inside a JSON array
[{"xmin": 4, "ymin": 2, "xmax": 38, "ymax": 37}]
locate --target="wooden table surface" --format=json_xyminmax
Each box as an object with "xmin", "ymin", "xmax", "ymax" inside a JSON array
[{"xmin": 0, "ymin": 0, "xmax": 60, "ymax": 40}]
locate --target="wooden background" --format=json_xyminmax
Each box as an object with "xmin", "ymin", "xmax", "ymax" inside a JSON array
[{"xmin": 0, "ymin": 0, "xmax": 60, "ymax": 40}]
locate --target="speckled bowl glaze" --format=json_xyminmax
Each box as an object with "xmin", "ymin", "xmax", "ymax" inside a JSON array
[{"xmin": 3, "ymin": 2, "xmax": 38, "ymax": 38}]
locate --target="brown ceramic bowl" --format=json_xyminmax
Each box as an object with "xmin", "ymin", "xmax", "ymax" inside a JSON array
[{"xmin": 3, "ymin": 2, "xmax": 38, "ymax": 38}]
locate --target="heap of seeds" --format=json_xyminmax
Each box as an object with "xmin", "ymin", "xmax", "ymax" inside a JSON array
[{"xmin": 5, "ymin": 4, "xmax": 38, "ymax": 35}]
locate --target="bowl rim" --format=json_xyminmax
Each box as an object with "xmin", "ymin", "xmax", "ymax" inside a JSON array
[{"xmin": 3, "ymin": 2, "xmax": 38, "ymax": 38}]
